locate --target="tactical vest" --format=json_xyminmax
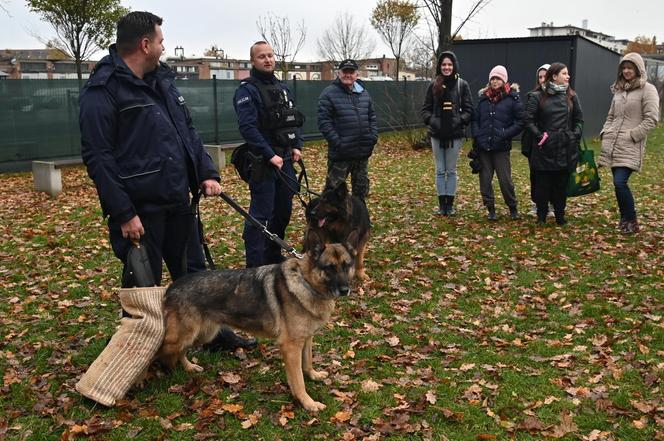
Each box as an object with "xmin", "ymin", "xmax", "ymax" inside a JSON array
[{"xmin": 242, "ymin": 76, "xmax": 305, "ymax": 148}]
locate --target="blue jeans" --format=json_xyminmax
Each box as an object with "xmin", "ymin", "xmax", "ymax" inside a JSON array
[
  {"xmin": 431, "ymin": 137, "xmax": 462, "ymax": 196},
  {"xmin": 612, "ymin": 167, "xmax": 636, "ymax": 221}
]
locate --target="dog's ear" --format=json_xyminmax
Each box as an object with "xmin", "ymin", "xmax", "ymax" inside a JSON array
[
  {"xmin": 344, "ymin": 229, "xmax": 360, "ymax": 255},
  {"xmin": 335, "ymin": 181, "xmax": 349, "ymax": 199},
  {"xmin": 307, "ymin": 230, "xmax": 325, "ymax": 259}
]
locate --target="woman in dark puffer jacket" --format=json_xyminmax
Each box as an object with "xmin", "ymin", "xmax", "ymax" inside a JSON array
[
  {"xmin": 421, "ymin": 51, "xmax": 473, "ymax": 216},
  {"xmin": 471, "ymin": 65, "xmax": 525, "ymax": 221},
  {"xmin": 525, "ymin": 62, "xmax": 583, "ymax": 225}
]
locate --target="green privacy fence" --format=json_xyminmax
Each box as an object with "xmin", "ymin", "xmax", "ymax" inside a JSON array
[{"xmin": 0, "ymin": 79, "xmax": 428, "ymax": 172}]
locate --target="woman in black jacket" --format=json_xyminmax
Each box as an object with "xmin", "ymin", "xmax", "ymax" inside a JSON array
[
  {"xmin": 525, "ymin": 62, "xmax": 583, "ymax": 225},
  {"xmin": 471, "ymin": 65, "xmax": 525, "ymax": 221},
  {"xmin": 421, "ymin": 51, "xmax": 473, "ymax": 216}
]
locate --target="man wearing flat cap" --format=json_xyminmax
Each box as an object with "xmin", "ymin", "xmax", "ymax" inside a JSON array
[{"xmin": 317, "ymin": 59, "xmax": 378, "ymax": 203}]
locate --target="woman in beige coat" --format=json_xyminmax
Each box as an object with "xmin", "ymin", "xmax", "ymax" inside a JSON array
[{"xmin": 599, "ymin": 52, "xmax": 660, "ymax": 234}]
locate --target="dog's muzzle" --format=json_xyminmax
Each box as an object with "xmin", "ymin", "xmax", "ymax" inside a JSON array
[{"xmin": 338, "ymin": 286, "xmax": 350, "ymax": 297}]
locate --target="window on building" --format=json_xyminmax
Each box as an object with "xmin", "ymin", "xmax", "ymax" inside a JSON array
[
  {"xmin": 187, "ymin": 66, "xmax": 197, "ymax": 73},
  {"xmin": 20, "ymin": 62, "xmax": 47, "ymax": 73}
]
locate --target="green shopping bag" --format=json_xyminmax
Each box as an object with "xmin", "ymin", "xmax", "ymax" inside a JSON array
[{"xmin": 566, "ymin": 136, "xmax": 600, "ymax": 197}]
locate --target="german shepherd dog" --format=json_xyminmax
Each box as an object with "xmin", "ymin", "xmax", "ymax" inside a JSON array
[
  {"xmin": 304, "ymin": 182, "xmax": 370, "ymax": 280},
  {"xmin": 155, "ymin": 231, "xmax": 358, "ymax": 412}
]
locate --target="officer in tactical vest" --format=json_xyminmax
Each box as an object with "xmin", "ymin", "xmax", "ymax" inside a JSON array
[{"xmin": 233, "ymin": 41, "xmax": 304, "ymax": 267}]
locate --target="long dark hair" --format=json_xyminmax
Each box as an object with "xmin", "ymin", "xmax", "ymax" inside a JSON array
[
  {"xmin": 432, "ymin": 55, "xmax": 457, "ymax": 96},
  {"xmin": 541, "ymin": 62, "xmax": 576, "ymax": 108}
]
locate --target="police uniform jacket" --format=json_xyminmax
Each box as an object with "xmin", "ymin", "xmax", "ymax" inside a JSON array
[
  {"xmin": 80, "ymin": 45, "xmax": 219, "ymax": 224},
  {"xmin": 233, "ymin": 69, "xmax": 304, "ymax": 160},
  {"xmin": 317, "ymin": 78, "xmax": 378, "ymax": 161}
]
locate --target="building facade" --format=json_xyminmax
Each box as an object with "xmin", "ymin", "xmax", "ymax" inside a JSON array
[
  {"xmin": 528, "ymin": 22, "xmax": 627, "ymax": 53},
  {"xmin": 0, "ymin": 49, "xmax": 96, "ymax": 79}
]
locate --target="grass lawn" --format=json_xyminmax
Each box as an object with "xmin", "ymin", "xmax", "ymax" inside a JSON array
[{"xmin": 0, "ymin": 126, "xmax": 663, "ymax": 440}]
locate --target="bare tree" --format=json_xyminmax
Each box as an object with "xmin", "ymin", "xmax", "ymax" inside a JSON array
[
  {"xmin": 27, "ymin": 0, "xmax": 128, "ymax": 85},
  {"xmin": 317, "ymin": 12, "xmax": 376, "ymax": 63},
  {"xmin": 371, "ymin": 0, "xmax": 420, "ymax": 81},
  {"xmin": 419, "ymin": 0, "xmax": 491, "ymax": 56},
  {"xmin": 256, "ymin": 12, "xmax": 306, "ymax": 79},
  {"xmin": 405, "ymin": 44, "xmax": 435, "ymax": 79}
]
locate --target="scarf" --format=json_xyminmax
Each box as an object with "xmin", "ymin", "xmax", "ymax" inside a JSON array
[
  {"xmin": 484, "ymin": 83, "xmax": 510, "ymax": 103},
  {"xmin": 548, "ymin": 82, "xmax": 568, "ymax": 94},
  {"xmin": 438, "ymin": 75, "xmax": 456, "ymax": 146}
]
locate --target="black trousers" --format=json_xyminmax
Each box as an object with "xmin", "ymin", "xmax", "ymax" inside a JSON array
[
  {"xmin": 108, "ymin": 203, "xmax": 195, "ymax": 287},
  {"xmin": 530, "ymin": 170, "xmax": 569, "ymax": 218}
]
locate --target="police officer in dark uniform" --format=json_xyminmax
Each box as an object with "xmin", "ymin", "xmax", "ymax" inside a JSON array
[
  {"xmin": 80, "ymin": 11, "xmax": 255, "ymax": 350},
  {"xmin": 233, "ymin": 41, "xmax": 304, "ymax": 267}
]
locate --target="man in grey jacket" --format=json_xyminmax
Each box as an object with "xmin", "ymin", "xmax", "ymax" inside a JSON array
[{"xmin": 317, "ymin": 59, "xmax": 378, "ymax": 202}]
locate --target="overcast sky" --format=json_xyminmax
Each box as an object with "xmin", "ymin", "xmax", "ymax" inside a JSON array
[{"xmin": 1, "ymin": 0, "xmax": 662, "ymax": 61}]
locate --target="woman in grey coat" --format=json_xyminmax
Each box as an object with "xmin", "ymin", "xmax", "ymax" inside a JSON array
[{"xmin": 598, "ymin": 52, "xmax": 660, "ymax": 234}]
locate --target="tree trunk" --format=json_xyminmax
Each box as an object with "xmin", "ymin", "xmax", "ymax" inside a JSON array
[
  {"xmin": 437, "ymin": 0, "xmax": 453, "ymax": 56},
  {"xmin": 395, "ymin": 56, "xmax": 400, "ymax": 81}
]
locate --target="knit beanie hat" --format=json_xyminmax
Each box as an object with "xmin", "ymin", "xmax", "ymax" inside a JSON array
[{"xmin": 489, "ymin": 65, "xmax": 508, "ymax": 83}]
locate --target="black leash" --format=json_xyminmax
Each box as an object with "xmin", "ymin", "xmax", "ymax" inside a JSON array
[
  {"xmin": 276, "ymin": 158, "xmax": 320, "ymax": 209},
  {"xmin": 191, "ymin": 189, "xmax": 304, "ymax": 270}
]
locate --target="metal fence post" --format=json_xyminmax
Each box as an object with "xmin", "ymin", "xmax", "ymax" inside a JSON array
[
  {"xmin": 212, "ymin": 74, "xmax": 219, "ymax": 144},
  {"xmin": 292, "ymin": 75, "xmax": 297, "ymax": 101}
]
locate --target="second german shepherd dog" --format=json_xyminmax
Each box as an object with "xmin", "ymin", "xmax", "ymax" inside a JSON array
[
  {"xmin": 156, "ymin": 231, "xmax": 358, "ymax": 412},
  {"xmin": 304, "ymin": 182, "xmax": 371, "ymax": 279}
]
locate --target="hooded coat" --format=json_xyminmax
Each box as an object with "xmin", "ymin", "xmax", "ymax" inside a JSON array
[
  {"xmin": 598, "ymin": 52, "xmax": 660, "ymax": 172},
  {"xmin": 471, "ymin": 83, "xmax": 525, "ymax": 152},
  {"xmin": 420, "ymin": 51, "xmax": 473, "ymax": 140}
]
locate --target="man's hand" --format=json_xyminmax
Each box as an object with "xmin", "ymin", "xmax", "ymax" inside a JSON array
[
  {"xmin": 201, "ymin": 179, "xmax": 222, "ymax": 196},
  {"xmin": 121, "ymin": 215, "xmax": 144, "ymax": 242},
  {"xmin": 270, "ymin": 155, "xmax": 284, "ymax": 169},
  {"xmin": 292, "ymin": 148, "xmax": 302, "ymax": 162}
]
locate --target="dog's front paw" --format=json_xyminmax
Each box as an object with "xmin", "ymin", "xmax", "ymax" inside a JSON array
[
  {"xmin": 356, "ymin": 269, "xmax": 369, "ymax": 281},
  {"xmin": 182, "ymin": 359, "xmax": 204, "ymax": 373},
  {"xmin": 302, "ymin": 399, "xmax": 327, "ymax": 412},
  {"xmin": 307, "ymin": 369, "xmax": 329, "ymax": 381}
]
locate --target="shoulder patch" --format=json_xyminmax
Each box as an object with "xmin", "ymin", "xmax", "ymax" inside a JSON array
[
  {"xmin": 236, "ymin": 96, "xmax": 250, "ymax": 105},
  {"xmin": 177, "ymin": 95, "xmax": 186, "ymax": 104}
]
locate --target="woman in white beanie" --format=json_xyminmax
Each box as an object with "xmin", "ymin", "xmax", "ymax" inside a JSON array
[
  {"xmin": 471, "ymin": 65, "xmax": 525, "ymax": 220},
  {"xmin": 598, "ymin": 52, "xmax": 660, "ymax": 234}
]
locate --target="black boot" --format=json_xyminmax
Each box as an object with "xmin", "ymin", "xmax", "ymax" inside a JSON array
[
  {"xmin": 487, "ymin": 205, "xmax": 497, "ymax": 221},
  {"xmin": 446, "ymin": 196, "xmax": 456, "ymax": 216},
  {"xmin": 204, "ymin": 327, "xmax": 258, "ymax": 352},
  {"xmin": 555, "ymin": 211, "xmax": 567, "ymax": 226},
  {"xmin": 509, "ymin": 206, "xmax": 521, "ymax": 220},
  {"xmin": 435, "ymin": 195, "xmax": 446, "ymax": 216}
]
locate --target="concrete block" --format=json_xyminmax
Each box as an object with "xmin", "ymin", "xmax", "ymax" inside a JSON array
[
  {"xmin": 32, "ymin": 161, "xmax": 62, "ymax": 198},
  {"xmin": 205, "ymin": 144, "xmax": 226, "ymax": 171}
]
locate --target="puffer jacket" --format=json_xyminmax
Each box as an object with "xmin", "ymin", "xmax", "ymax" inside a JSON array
[
  {"xmin": 317, "ymin": 78, "xmax": 378, "ymax": 161},
  {"xmin": 80, "ymin": 45, "xmax": 219, "ymax": 223},
  {"xmin": 598, "ymin": 52, "xmax": 660, "ymax": 172},
  {"xmin": 525, "ymin": 85, "xmax": 584, "ymax": 171},
  {"xmin": 471, "ymin": 84, "xmax": 525, "ymax": 152},
  {"xmin": 420, "ymin": 51, "xmax": 473, "ymax": 140}
]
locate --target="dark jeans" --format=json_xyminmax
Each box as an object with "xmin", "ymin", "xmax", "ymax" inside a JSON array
[
  {"xmin": 612, "ymin": 167, "xmax": 636, "ymax": 221},
  {"xmin": 531, "ymin": 169, "xmax": 569, "ymax": 219},
  {"xmin": 108, "ymin": 203, "xmax": 195, "ymax": 287},
  {"xmin": 243, "ymin": 161, "xmax": 296, "ymax": 268},
  {"xmin": 478, "ymin": 150, "xmax": 517, "ymax": 209}
]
